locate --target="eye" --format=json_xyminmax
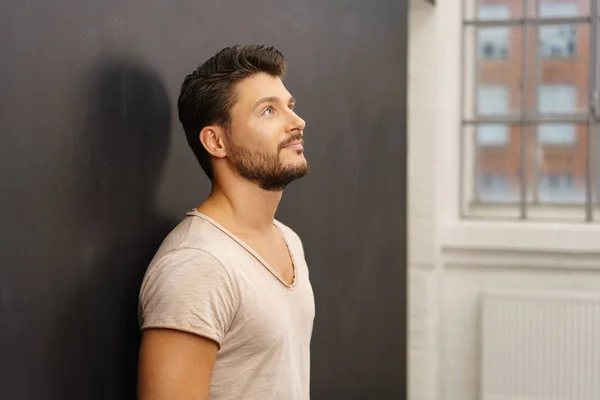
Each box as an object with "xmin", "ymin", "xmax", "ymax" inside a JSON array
[
  {"xmin": 288, "ymin": 103, "xmax": 296, "ymax": 111},
  {"xmin": 262, "ymin": 106, "xmax": 274, "ymax": 116}
]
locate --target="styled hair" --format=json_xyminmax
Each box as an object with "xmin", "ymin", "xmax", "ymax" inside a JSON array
[{"xmin": 177, "ymin": 45, "xmax": 287, "ymax": 180}]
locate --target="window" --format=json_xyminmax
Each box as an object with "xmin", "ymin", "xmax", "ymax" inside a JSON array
[
  {"xmin": 538, "ymin": 123, "xmax": 576, "ymax": 145},
  {"xmin": 538, "ymin": 84, "xmax": 577, "ymax": 145},
  {"xmin": 539, "ymin": 173, "xmax": 582, "ymax": 203},
  {"xmin": 538, "ymin": 84, "xmax": 576, "ymax": 115},
  {"xmin": 539, "ymin": 3, "xmax": 578, "ymax": 58},
  {"xmin": 478, "ymin": 85, "xmax": 509, "ymax": 116},
  {"xmin": 462, "ymin": 0, "xmax": 597, "ymax": 221},
  {"xmin": 477, "ymin": 85, "xmax": 509, "ymax": 146},
  {"xmin": 478, "ymin": 5, "xmax": 510, "ymax": 59},
  {"xmin": 478, "ymin": 173, "xmax": 509, "ymax": 202},
  {"xmin": 539, "ymin": 25, "xmax": 576, "ymax": 58},
  {"xmin": 478, "ymin": 124, "xmax": 509, "ymax": 146}
]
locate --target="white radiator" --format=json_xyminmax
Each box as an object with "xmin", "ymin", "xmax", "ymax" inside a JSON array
[{"xmin": 480, "ymin": 289, "xmax": 600, "ymax": 400}]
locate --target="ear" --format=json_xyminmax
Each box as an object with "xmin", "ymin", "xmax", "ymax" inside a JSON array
[{"xmin": 199, "ymin": 126, "xmax": 227, "ymax": 159}]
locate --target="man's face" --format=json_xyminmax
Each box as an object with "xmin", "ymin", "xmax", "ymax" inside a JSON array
[{"xmin": 226, "ymin": 72, "xmax": 308, "ymax": 191}]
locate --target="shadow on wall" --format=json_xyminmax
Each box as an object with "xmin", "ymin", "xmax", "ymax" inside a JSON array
[{"xmin": 50, "ymin": 55, "xmax": 175, "ymax": 399}]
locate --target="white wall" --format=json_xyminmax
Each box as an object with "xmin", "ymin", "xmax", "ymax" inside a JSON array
[
  {"xmin": 407, "ymin": 1, "xmax": 600, "ymax": 399},
  {"xmin": 408, "ymin": 2, "xmax": 442, "ymax": 399}
]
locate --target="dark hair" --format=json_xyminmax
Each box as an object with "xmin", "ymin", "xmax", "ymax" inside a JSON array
[{"xmin": 177, "ymin": 45, "xmax": 287, "ymax": 180}]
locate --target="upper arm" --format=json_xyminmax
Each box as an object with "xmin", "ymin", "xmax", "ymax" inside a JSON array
[
  {"xmin": 137, "ymin": 248, "xmax": 238, "ymax": 399},
  {"xmin": 138, "ymin": 328, "xmax": 218, "ymax": 400}
]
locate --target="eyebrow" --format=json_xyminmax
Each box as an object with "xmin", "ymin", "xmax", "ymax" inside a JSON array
[{"xmin": 251, "ymin": 96, "xmax": 296, "ymax": 111}]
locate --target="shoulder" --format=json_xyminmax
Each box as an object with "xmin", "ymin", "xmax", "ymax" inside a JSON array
[
  {"xmin": 141, "ymin": 214, "xmax": 240, "ymax": 301},
  {"xmin": 157, "ymin": 214, "xmax": 227, "ymax": 250},
  {"xmin": 140, "ymin": 246, "xmax": 233, "ymax": 301},
  {"xmin": 151, "ymin": 213, "xmax": 237, "ymax": 262}
]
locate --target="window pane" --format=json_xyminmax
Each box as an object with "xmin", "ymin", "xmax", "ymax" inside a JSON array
[
  {"xmin": 479, "ymin": 26, "xmax": 510, "ymax": 60},
  {"xmin": 526, "ymin": 124, "xmax": 588, "ymax": 221},
  {"xmin": 476, "ymin": 127, "xmax": 520, "ymax": 203},
  {"xmin": 537, "ymin": 172, "xmax": 580, "ymax": 201},
  {"xmin": 527, "ymin": 22, "xmax": 589, "ymax": 116},
  {"xmin": 538, "ymin": 0, "xmax": 589, "ymax": 18},
  {"xmin": 539, "ymin": 24, "xmax": 577, "ymax": 58},
  {"xmin": 468, "ymin": 0, "xmax": 523, "ymax": 21},
  {"xmin": 479, "ymin": 85, "xmax": 509, "ymax": 115},
  {"xmin": 538, "ymin": 123, "xmax": 577, "ymax": 144},
  {"xmin": 477, "ymin": 85, "xmax": 510, "ymax": 144},
  {"xmin": 462, "ymin": 124, "xmax": 522, "ymax": 219},
  {"xmin": 478, "ymin": 124, "xmax": 509, "ymax": 146},
  {"xmin": 478, "ymin": 3, "xmax": 512, "ymax": 20},
  {"xmin": 464, "ymin": 24, "xmax": 523, "ymax": 120},
  {"xmin": 538, "ymin": 84, "xmax": 577, "ymax": 114}
]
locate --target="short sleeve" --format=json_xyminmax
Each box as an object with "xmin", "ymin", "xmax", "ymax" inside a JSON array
[{"xmin": 139, "ymin": 247, "xmax": 238, "ymax": 348}]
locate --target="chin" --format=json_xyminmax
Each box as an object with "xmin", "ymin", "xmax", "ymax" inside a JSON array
[{"xmin": 287, "ymin": 156, "xmax": 307, "ymax": 169}]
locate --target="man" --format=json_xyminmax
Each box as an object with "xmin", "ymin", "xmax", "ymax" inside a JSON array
[{"xmin": 137, "ymin": 45, "xmax": 315, "ymax": 400}]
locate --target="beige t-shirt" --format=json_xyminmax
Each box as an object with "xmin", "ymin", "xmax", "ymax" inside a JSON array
[{"xmin": 138, "ymin": 209, "xmax": 315, "ymax": 400}]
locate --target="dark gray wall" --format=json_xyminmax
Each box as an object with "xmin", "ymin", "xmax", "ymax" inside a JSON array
[{"xmin": 0, "ymin": 1, "xmax": 408, "ymax": 399}]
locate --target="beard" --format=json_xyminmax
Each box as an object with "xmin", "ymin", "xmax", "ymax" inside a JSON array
[{"xmin": 228, "ymin": 135, "xmax": 309, "ymax": 191}]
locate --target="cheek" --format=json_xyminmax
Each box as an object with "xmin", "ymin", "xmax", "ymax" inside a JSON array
[
  {"xmin": 251, "ymin": 121, "xmax": 283, "ymax": 150},
  {"xmin": 232, "ymin": 115, "xmax": 283, "ymax": 151},
  {"xmin": 230, "ymin": 122, "xmax": 261, "ymax": 148}
]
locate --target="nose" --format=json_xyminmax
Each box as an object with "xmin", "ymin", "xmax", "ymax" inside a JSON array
[{"xmin": 286, "ymin": 110, "xmax": 306, "ymax": 133}]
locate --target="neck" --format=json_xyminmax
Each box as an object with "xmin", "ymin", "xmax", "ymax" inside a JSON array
[{"xmin": 198, "ymin": 178, "xmax": 283, "ymax": 236}]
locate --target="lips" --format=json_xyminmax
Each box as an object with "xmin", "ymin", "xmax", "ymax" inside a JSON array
[
  {"xmin": 283, "ymin": 140, "xmax": 303, "ymax": 148},
  {"xmin": 280, "ymin": 133, "xmax": 304, "ymax": 151}
]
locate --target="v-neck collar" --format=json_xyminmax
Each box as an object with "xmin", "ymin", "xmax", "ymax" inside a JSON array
[{"xmin": 186, "ymin": 209, "xmax": 297, "ymax": 289}]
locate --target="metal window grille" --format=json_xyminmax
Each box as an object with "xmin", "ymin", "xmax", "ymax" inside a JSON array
[{"xmin": 460, "ymin": 0, "xmax": 600, "ymax": 221}]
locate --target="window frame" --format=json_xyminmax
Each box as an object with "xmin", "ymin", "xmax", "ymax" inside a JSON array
[
  {"xmin": 426, "ymin": 0, "xmax": 600, "ymax": 257},
  {"xmin": 460, "ymin": 0, "xmax": 599, "ymax": 222}
]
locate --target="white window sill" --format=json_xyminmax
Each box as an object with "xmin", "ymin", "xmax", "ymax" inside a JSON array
[{"xmin": 441, "ymin": 219, "xmax": 600, "ymax": 255}]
